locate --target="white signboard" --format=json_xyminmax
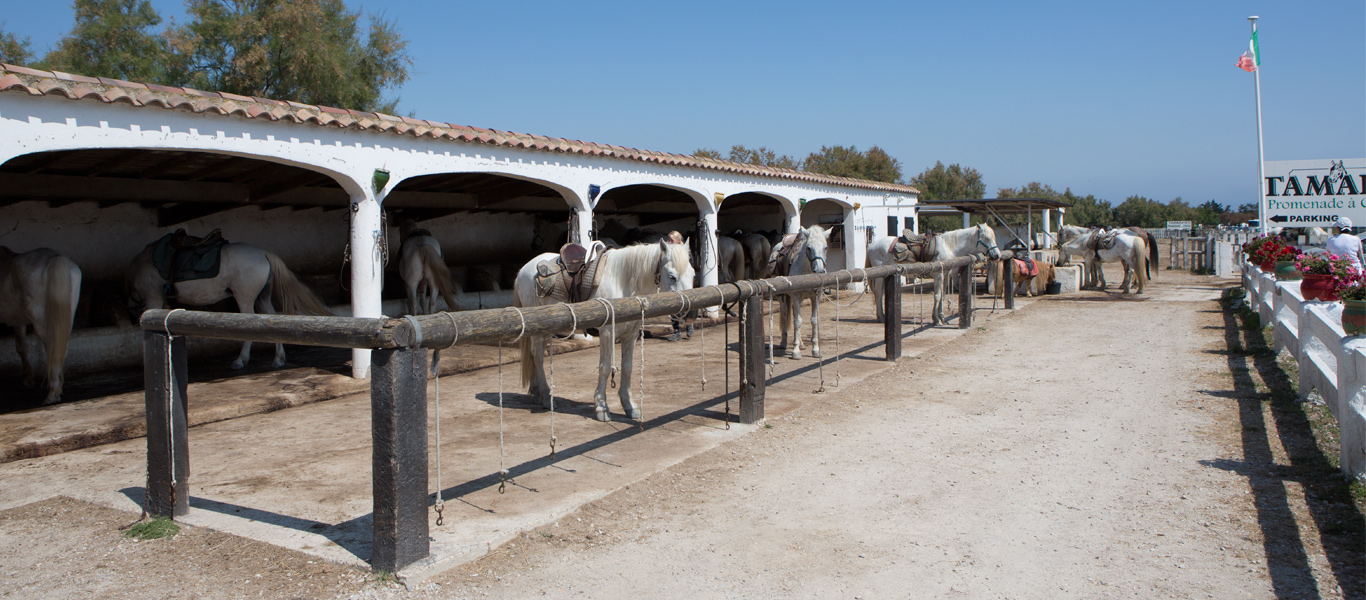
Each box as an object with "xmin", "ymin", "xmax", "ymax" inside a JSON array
[
  {"xmin": 1263, "ymin": 159, "xmax": 1366, "ymax": 227},
  {"xmin": 1165, "ymin": 221, "xmax": 1192, "ymax": 230}
]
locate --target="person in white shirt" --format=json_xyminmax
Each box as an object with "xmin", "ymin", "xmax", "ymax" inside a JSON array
[{"xmin": 1325, "ymin": 217, "xmax": 1365, "ymax": 272}]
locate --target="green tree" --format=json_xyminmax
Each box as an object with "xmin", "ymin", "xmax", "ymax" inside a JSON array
[
  {"xmin": 910, "ymin": 161, "xmax": 985, "ymax": 232},
  {"xmin": 727, "ymin": 145, "xmax": 801, "ymax": 169},
  {"xmin": 0, "ymin": 26, "xmax": 34, "ymax": 65},
  {"xmin": 1060, "ymin": 189, "xmax": 1113, "ymax": 228},
  {"xmin": 803, "ymin": 145, "xmax": 902, "ymax": 183},
  {"xmin": 38, "ymin": 0, "xmax": 173, "ymax": 82},
  {"xmin": 175, "ymin": 0, "xmax": 412, "ymax": 113},
  {"xmin": 692, "ymin": 148, "xmax": 723, "ymax": 160},
  {"xmin": 1113, "ymin": 195, "xmax": 1170, "ymax": 228}
]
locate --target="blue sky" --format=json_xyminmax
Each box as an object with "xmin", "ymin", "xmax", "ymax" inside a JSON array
[{"xmin": 6, "ymin": 1, "xmax": 1365, "ymax": 209}]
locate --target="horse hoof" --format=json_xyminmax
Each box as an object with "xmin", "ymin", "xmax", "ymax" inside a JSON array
[
  {"xmin": 628, "ymin": 410, "xmax": 642, "ymax": 420},
  {"xmin": 41, "ymin": 394, "xmax": 61, "ymax": 406},
  {"xmin": 811, "ymin": 350, "xmax": 822, "ymax": 359},
  {"xmin": 788, "ymin": 352, "xmax": 800, "ymax": 360},
  {"xmin": 269, "ymin": 360, "xmax": 285, "ymax": 369},
  {"xmin": 595, "ymin": 409, "xmax": 611, "ymax": 422},
  {"xmin": 230, "ymin": 359, "xmax": 246, "ymax": 370}
]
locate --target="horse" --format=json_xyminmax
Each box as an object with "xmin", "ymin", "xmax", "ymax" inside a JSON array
[
  {"xmin": 1125, "ymin": 226, "xmax": 1160, "ymax": 275},
  {"xmin": 867, "ymin": 224, "xmax": 1001, "ymax": 325},
  {"xmin": 1058, "ymin": 225, "xmax": 1149, "ymax": 293},
  {"xmin": 515, "ymin": 240, "xmax": 695, "ymax": 422},
  {"xmin": 991, "ymin": 257, "xmax": 1056, "ymax": 297},
  {"xmin": 771, "ymin": 225, "xmax": 830, "ymax": 359},
  {"xmin": 738, "ymin": 232, "xmax": 773, "ymax": 280},
  {"xmin": 716, "ymin": 235, "xmax": 746, "ymax": 283},
  {"xmin": 398, "ymin": 229, "xmax": 460, "ymax": 315},
  {"xmin": 0, "ymin": 247, "xmax": 81, "ymax": 405},
  {"xmin": 126, "ymin": 237, "xmax": 334, "ymax": 370}
]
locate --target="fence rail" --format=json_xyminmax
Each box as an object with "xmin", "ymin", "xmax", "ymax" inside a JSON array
[
  {"xmin": 1242, "ymin": 259, "xmax": 1366, "ymax": 488},
  {"xmin": 140, "ymin": 250, "xmax": 1006, "ymax": 572}
]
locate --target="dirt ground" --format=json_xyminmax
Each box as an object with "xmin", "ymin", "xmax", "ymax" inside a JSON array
[{"xmin": 1, "ymin": 261, "xmax": 1362, "ymax": 599}]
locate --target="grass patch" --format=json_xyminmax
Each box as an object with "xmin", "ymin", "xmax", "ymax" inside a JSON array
[{"xmin": 122, "ymin": 516, "xmax": 179, "ymax": 540}]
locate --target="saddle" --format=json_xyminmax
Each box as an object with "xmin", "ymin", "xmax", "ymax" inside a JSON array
[
  {"xmin": 1013, "ymin": 257, "xmax": 1038, "ymax": 277},
  {"xmin": 151, "ymin": 228, "xmax": 228, "ymax": 298},
  {"xmin": 1088, "ymin": 230, "xmax": 1119, "ymax": 251},
  {"xmin": 767, "ymin": 231, "xmax": 807, "ymax": 277},
  {"xmin": 892, "ymin": 229, "xmax": 938, "ymax": 263},
  {"xmin": 534, "ymin": 241, "xmax": 608, "ymax": 303}
]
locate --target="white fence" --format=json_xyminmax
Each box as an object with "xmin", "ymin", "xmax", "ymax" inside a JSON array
[{"xmin": 1243, "ymin": 259, "xmax": 1366, "ymax": 482}]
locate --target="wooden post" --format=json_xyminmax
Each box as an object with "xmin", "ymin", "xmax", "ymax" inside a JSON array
[
  {"xmin": 738, "ymin": 293, "xmax": 766, "ymax": 423},
  {"xmin": 370, "ymin": 347, "xmax": 429, "ymax": 573},
  {"xmin": 958, "ymin": 264, "xmax": 974, "ymax": 329},
  {"xmin": 1003, "ymin": 258, "xmax": 1015, "ymax": 310},
  {"xmin": 144, "ymin": 330, "xmax": 188, "ymax": 517},
  {"xmin": 883, "ymin": 272, "xmax": 902, "ymax": 361}
]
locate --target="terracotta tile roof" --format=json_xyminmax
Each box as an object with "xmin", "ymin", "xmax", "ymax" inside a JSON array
[{"xmin": 0, "ymin": 64, "xmax": 919, "ymax": 195}]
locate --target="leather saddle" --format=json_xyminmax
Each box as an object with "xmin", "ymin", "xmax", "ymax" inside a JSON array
[
  {"xmin": 534, "ymin": 241, "xmax": 608, "ymax": 303},
  {"xmin": 767, "ymin": 231, "xmax": 808, "ymax": 277},
  {"xmin": 152, "ymin": 228, "xmax": 228, "ymax": 298},
  {"xmin": 892, "ymin": 229, "xmax": 938, "ymax": 263},
  {"xmin": 1090, "ymin": 230, "xmax": 1119, "ymax": 251}
]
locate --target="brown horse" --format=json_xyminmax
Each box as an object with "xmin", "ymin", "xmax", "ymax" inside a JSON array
[{"xmin": 991, "ymin": 258, "xmax": 1056, "ymax": 298}]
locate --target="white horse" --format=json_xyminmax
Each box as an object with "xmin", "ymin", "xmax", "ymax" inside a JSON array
[
  {"xmin": 515, "ymin": 241, "xmax": 695, "ymax": 422},
  {"xmin": 716, "ymin": 235, "xmax": 746, "ymax": 283},
  {"xmin": 127, "ymin": 238, "xmax": 333, "ymax": 369},
  {"xmin": 0, "ymin": 247, "xmax": 81, "ymax": 405},
  {"xmin": 867, "ymin": 224, "xmax": 1001, "ymax": 325},
  {"xmin": 1058, "ymin": 225, "xmax": 1149, "ymax": 293},
  {"xmin": 772, "ymin": 225, "xmax": 830, "ymax": 359},
  {"xmin": 398, "ymin": 230, "xmax": 460, "ymax": 315}
]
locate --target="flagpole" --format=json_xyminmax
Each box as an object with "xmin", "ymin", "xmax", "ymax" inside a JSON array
[{"xmin": 1250, "ymin": 15, "xmax": 1267, "ymax": 235}]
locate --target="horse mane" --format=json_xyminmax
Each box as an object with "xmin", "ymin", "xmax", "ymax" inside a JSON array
[{"xmin": 601, "ymin": 242, "xmax": 670, "ymax": 297}]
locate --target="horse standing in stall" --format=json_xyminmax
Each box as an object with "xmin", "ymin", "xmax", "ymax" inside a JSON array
[
  {"xmin": 398, "ymin": 226, "xmax": 460, "ymax": 315},
  {"xmin": 126, "ymin": 231, "xmax": 334, "ymax": 369},
  {"xmin": 1058, "ymin": 225, "xmax": 1150, "ymax": 293},
  {"xmin": 0, "ymin": 247, "xmax": 81, "ymax": 405},
  {"xmin": 769, "ymin": 226, "xmax": 830, "ymax": 359},
  {"xmin": 866, "ymin": 224, "xmax": 1001, "ymax": 325},
  {"xmin": 715, "ymin": 235, "xmax": 747, "ymax": 283},
  {"xmin": 515, "ymin": 240, "xmax": 695, "ymax": 422},
  {"xmin": 738, "ymin": 232, "xmax": 773, "ymax": 280}
]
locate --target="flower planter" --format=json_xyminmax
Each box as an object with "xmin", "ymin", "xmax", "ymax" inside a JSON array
[
  {"xmin": 1274, "ymin": 261, "xmax": 1301, "ymax": 280},
  {"xmin": 1301, "ymin": 273, "xmax": 1339, "ymax": 302},
  {"xmin": 1344, "ymin": 300, "xmax": 1366, "ymax": 335},
  {"xmin": 1259, "ymin": 259, "xmax": 1276, "ymax": 271}
]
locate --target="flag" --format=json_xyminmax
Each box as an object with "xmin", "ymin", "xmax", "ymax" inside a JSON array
[{"xmin": 1236, "ymin": 30, "xmax": 1260, "ymax": 72}]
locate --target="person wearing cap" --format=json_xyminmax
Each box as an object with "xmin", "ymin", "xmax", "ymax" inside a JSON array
[{"xmin": 1326, "ymin": 217, "xmax": 1365, "ymax": 271}]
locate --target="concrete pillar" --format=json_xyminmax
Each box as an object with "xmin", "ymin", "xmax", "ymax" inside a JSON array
[
  {"xmin": 962, "ymin": 212, "xmax": 971, "ymax": 228},
  {"xmin": 700, "ymin": 210, "xmax": 719, "ymax": 289},
  {"xmin": 1043, "ymin": 209, "xmax": 1053, "ymax": 246},
  {"xmin": 350, "ymin": 189, "xmax": 384, "ymax": 379},
  {"xmin": 843, "ymin": 205, "xmax": 865, "ymax": 288},
  {"xmin": 570, "ymin": 207, "xmax": 591, "ymax": 245}
]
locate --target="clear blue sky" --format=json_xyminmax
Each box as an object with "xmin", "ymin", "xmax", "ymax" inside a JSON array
[{"xmin": 6, "ymin": 1, "xmax": 1365, "ymax": 210}]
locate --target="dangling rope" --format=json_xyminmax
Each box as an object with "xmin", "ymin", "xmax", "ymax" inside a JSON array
[
  {"xmin": 723, "ymin": 287, "xmax": 732, "ymax": 430},
  {"xmin": 548, "ymin": 305, "xmax": 579, "ymax": 458},
  {"xmin": 494, "ymin": 307, "xmax": 527, "ymax": 494},
  {"xmin": 593, "ymin": 298, "xmax": 618, "ymax": 389},
  {"xmin": 820, "ymin": 269, "xmax": 867, "ymax": 388},
  {"xmin": 636, "ymin": 300, "xmax": 648, "ymax": 433},
  {"xmin": 813, "ymin": 276, "xmax": 827, "ymax": 394},
  {"xmin": 766, "ymin": 281, "xmax": 777, "ymax": 379},
  {"xmin": 429, "ymin": 311, "xmax": 460, "ymax": 525}
]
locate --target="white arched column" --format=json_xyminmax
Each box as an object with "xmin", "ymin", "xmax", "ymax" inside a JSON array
[{"xmin": 349, "ymin": 183, "xmax": 385, "ymax": 379}]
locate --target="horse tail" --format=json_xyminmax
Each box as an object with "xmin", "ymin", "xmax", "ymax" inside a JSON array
[
  {"xmin": 265, "ymin": 253, "xmax": 333, "ymax": 316},
  {"xmin": 1135, "ymin": 238, "xmax": 1150, "ymax": 290},
  {"xmin": 42, "ymin": 255, "xmax": 79, "ymax": 396},
  {"xmin": 1146, "ymin": 231, "xmax": 1159, "ymax": 277},
  {"xmin": 420, "ymin": 244, "xmax": 459, "ymax": 312}
]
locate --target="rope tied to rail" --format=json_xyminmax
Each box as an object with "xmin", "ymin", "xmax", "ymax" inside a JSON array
[
  {"xmin": 593, "ymin": 298, "xmax": 618, "ymax": 388},
  {"xmin": 429, "ymin": 311, "xmax": 460, "ymax": 525},
  {"xmin": 496, "ymin": 307, "xmax": 526, "ymax": 494},
  {"xmin": 813, "ymin": 277, "xmax": 826, "ymax": 394},
  {"xmin": 636, "ymin": 299, "xmax": 648, "ymax": 433}
]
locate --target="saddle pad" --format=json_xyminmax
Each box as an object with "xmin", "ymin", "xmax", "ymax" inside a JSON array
[
  {"xmin": 1013, "ymin": 258, "xmax": 1038, "ymax": 277},
  {"xmin": 151, "ymin": 233, "xmax": 227, "ymax": 283}
]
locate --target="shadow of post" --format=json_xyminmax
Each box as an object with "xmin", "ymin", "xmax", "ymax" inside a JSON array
[{"xmin": 1210, "ymin": 299, "xmax": 1365, "ymax": 599}]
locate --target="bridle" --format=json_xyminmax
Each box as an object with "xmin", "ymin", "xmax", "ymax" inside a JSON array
[
  {"xmin": 975, "ymin": 226, "xmax": 1000, "ymax": 256},
  {"xmin": 804, "ymin": 245, "xmax": 827, "ymax": 272}
]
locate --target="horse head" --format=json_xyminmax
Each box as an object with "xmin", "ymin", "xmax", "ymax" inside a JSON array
[
  {"xmin": 803, "ymin": 225, "xmax": 830, "ymax": 274},
  {"xmin": 975, "ymin": 223, "xmax": 1001, "ymax": 260},
  {"xmin": 656, "ymin": 240, "xmax": 695, "ymax": 293}
]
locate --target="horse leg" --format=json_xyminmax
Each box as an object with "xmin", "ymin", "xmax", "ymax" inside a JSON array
[
  {"xmin": 871, "ymin": 276, "xmax": 885, "ymax": 322},
  {"xmin": 779, "ymin": 297, "xmax": 791, "ymax": 354},
  {"xmin": 528, "ymin": 335, "xmax": 552, "ymax": 408},
  {"xmin": 617, "ymin": 329, "xmax": 641, "ymax": 420},
  {"xmin": 1120, "ymin": 260, "xmax": 1132, "ymax": 293},
  {"xmin": 931, "ymin": 273, "xmax": 944, "ymax": 325},
  {"xmin": 13, "ymin": 325, "xmax": 35, "ymax": 389},
  {"xmin": 254, "ymin": 291, "xmax": 289, "ymax": 369},
  {"xmin": 405, "ymin": 279, "xmax": 420, "ymax": 316},
  {"xmin": 808, "ymin": 293, "xmax": 821, "ymax": 358},
  {"xmin": 593, "ymin": 324, "xmax": 615, "ymax": 421},
  {"xmin": 788, "ymin": 298, "xmax": 803, "ymax": 359}
]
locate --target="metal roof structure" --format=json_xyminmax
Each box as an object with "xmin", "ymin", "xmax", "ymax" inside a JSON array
[{"xmin": 915, "ymin": 197, "xmax": 1072, "ymax": 215}]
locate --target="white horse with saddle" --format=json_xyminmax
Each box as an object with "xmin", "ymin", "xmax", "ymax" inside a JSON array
[
  {"xmin": 866, "ymin": 224, "xmax": 1001, "ymax": 325},
  {"xmin": 0, "ymin": 246, "xmax": 81, "ymax": 405},
  {"xmin": 515, "ymin": 240, "xmax": 694, "ymax": 422},
  {"xmin": 1057, "ymin": 225, "xmax": 1152, "ymax": 293},
  {"xmin": 767, "ymin": 225, "xmax": 830, "ymax": 359},
  {"xmin": 126, "ymin": 230, "xmax": 334, "ymax": 369}
]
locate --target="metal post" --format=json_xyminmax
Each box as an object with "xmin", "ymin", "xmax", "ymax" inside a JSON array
[
  {"xmin": 370, "ymin": 347, "xmax": 429, "ymax": 572},
  {"xmin": 958, "ymin": 264, "xmax": 974, "ymax": 329},
  {"xmin": 144, "ymin": 330, "xmax": 188, "ymax": 517},
  {"xmin": 1003, "ymin": 258, "xmax": 1015, "ymax": 310},
  {"xmin": 883, "ymin": 272, "xmax": 902, "ymax": 361},
  {"xmin": 738, "ymin": 294, "xmax": 765, "ymax": 423}
]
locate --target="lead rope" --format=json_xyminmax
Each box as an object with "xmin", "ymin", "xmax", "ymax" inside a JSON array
[
  {"xmin": 637, "ymin": 300, "xmax": 647, "ymax": 432},
  {"xmin": 766, "ymin": 281, "xmax": 777, "ymax": 378},
  {"xmin": 723, "ymin": 287, "xmax": 732, "ymax": 430},
  {"xmin": 496, "ymin": 307, "xmax": 527, "ymax": 494},
  {"xmin": 813, "ymin": 276, "xmax": 826, "ymax": 394},
  {"xmin": 430, "ymin": 311, "xmax": 460, "ymax": 525},
  {"xmin": 593, "ymin": 298, "xmax": 618, "ymax": 388},
  {"xmin": 548, "ymin": 305, "xmax": 578, "ymax": 458}
]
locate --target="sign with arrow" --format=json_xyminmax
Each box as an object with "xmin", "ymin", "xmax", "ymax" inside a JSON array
[{"xmin": 1263, "ymin": 159, "xmax": 1366, "ymax": 227}]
